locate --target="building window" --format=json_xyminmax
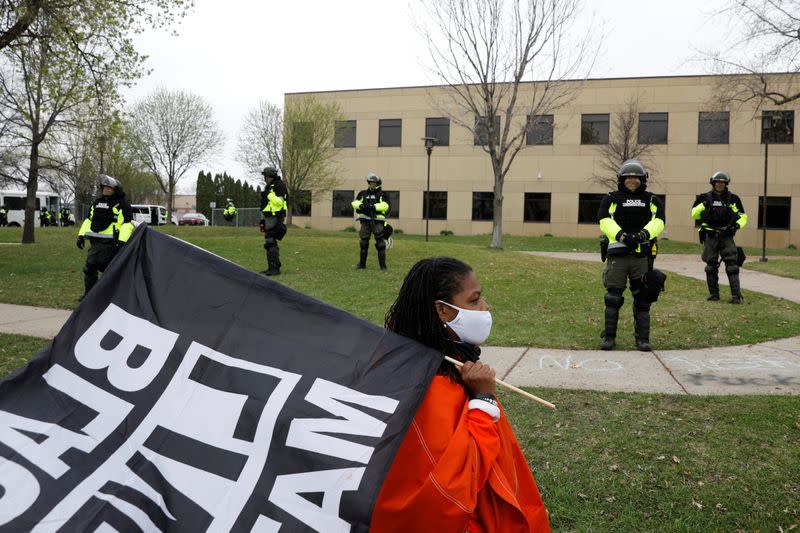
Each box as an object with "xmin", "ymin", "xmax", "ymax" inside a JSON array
[
  {"xmin": 638, "ymin": 112, "xmax": 668, "ymax": 144},
  {"xmin": 757, "ymin": 196, "xmax": 791, "ymax": 229},
  {"xmin": 474, "ymin": 115, "xmax": 500, "ymax": 146},
  {"xmin": 382, "ymin": 190, "xmax": 400, "ymax": 219},
  {"xmin": 294, "ymin": 190, "xmax": 312, "ymax": 216},
  {"xmin": 379, "ymin": 118, "xmax": 402, "ymax": 147},
  {"xmin": 472, "ymin": 192, "xmax": 494, "ymax": 221},
  {"xmin": 332, "ymin": 190, "xmax": 354, "ymax": 218},
  {"xmin": 578, "ymin": 193, "xmax": 606, "ymax": 224},
  {"xmin": 335, "ymin": 120, "xmax": 356, "ymax": 148},
  {"xmin": 425, "ymin": 117, "xmax": 450, "ymax": 146},
  {"xmin": 762, "ymin": 111, "xmax": 794, "ymax": 144},
  {"xmin": 423, "ymin": 191, "xmax": 448, "ymax": 220},
  {"xmin": 698, "ymin": 112, "xmax": 729, "ymax": 144},
  {"xmin": 524, "ymin": 193, "xmax": 551, "ymax": 222},
  {"xmin": 291, "ymin": 121, "xmax": 314, "ymax": 149},
  {"xmin": 581, "ymin": 114, "xmax": 609, "ymax": 144},
  {"xmin": 526, "ymin": 114, "xmax": 553, "ymax": 145}
]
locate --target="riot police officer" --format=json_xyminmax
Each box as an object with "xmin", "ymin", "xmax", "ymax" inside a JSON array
[
  {"xmin": 598, "ymin": 160, "xmax": 666, "ymax": 351},
  {"xmin": 260, "ymin": 166, "xmax": 287, "ymax": 276},
  {"xmin": 351, "ymin": 172, "xmax": 390, "ymax": 270},
  {"xmin": 76, "ymin": 174, "xmax": 134, "ymax": 299},
  {"xmin": 691, "ymin": 171, "xmax": 748, "ymax": 304},
  {"xmin": 223, "ymin": 198, "xmax": 237, "ymax": 222}
]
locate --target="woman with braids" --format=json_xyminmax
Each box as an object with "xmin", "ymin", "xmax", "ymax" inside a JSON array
[{"xmin": 371, "ymin": 257, "xmax": 550, "ymax": 533}]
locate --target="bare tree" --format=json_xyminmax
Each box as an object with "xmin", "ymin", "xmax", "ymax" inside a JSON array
[
  {"xmin": 236, "ymin": 96, "xmax": 343, "ymax": 223},
  {"xmin": 707, "ymin": 0, "xmax": 800, "ymax": 106},
  {"xmin": 417, "ymin": 0, "xmax": 595, "ymax": 248},
  {"xmin": 591, "ymin": 96, "xmax": 658, "ymax": 190},
  {"xmin": 127, "ymin": 87, "xmax": 224, "ymax": 217}
]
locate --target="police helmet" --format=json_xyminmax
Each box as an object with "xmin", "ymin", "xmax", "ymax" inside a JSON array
[
  {"xmin": 98, "ymin": 174, "xmax": 121, "ymax": 191},
  {"xmin": 261, "ymin": 166, "xmax": 279, "ymax": 179},
  {"xmin": 366, "ymin": 172, "xmax": 382, "ymax": 186},
  {"xmin": 709, "ymin": 171, "xmax": 731, "ymax": 185},
  {"xmin": 617, "ymin": 159, "xmax": 648, "ymax": 182}
]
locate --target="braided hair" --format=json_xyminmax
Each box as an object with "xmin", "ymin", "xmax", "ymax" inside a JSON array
[{"xmin": 385, "ymin": 257, "xmax": 473, "ymax": 381}]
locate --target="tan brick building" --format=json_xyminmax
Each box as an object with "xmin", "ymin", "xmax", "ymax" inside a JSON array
[{"xmin": 287, "ymin": 74, "xmax": 799, "ymax": 247}]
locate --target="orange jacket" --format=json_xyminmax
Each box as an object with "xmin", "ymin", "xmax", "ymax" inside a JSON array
[{"xmin": 371, "ymin": 375, "xmax": 550, "ymax": 532}]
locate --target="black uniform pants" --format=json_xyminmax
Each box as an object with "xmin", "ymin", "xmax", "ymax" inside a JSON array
[{"xmin": 83, "ymin": 239, "xmax": 118, "ymax": 296}]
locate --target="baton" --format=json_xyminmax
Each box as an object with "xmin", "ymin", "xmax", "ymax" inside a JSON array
[{"xmin": 444, "ymin": 356, "xmax": 556, "ymax": 410}]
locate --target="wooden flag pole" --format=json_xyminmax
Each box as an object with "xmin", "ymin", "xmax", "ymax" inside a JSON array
[{"xmin": 444, "ymin": 356, "xmax": 556, "ymax": 410}]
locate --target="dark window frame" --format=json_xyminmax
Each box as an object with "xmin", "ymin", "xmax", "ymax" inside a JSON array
[
  {"xmin": 581, "ymin": 114, "xmax": 609, "ymax": 144},
  {"xmin": 332, "ymin": 190, "xmax": 354, "ymax": 218},
  {"xmin": 425, "ymin": 117, "xmax": 450, "ymax": 147},
  {"xmin": 472, "ymin": 191, "xmax": 494, "ymax": 221},
  {"xmin": 334, "ymin": 120, "xmax": 356, "ymax": 148},
  {"xmin": 382, "ymin": 190, "xmax": 400, "ymax": 219},
  {"xmin": 423, "ymin": 191, "xmax": 448, "ymax": 220},
  {"xmin": 638, "ymin": 112, "xmax": 669, "ymax": 144},
  {"xmin": 526, "ymin": 114, "xmax": 554, "ymax": 145},
  {"xmin": 474, "ymin": 115, "xmax": 501, "ymax": 146},
  {"xmin": 698, "ymin": 112, "xmax": 729, "ymax": 144},
  {"xmin": 578, "ymin": 193, "xmax": 606, "ymax": 224},
  {"xmin": 378, "ymin": 118, "xmax": 402, "ymax": 147},
  {"xmin": 761, "ymin": 110, "xmax": 794, "ymax": 144},
  {"xmin": 757, "ymin": 196, "xmax": 791, "ymax": 230},
  {"xmin": 523, "ymin": 192, "xmax": 551, "ymax": 222}
]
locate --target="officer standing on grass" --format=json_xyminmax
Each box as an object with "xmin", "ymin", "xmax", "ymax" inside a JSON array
[
  {"xmin": 691, "ymin": 171, "xmax": 748, "ymax": 304},
  {"xmin": 351, "ymin": 172, "xmax": 390, "ymax": 270},
  {"xmin": 259, "ymin": 166, "xmax": 287, "ymax": 276},
  {"xmin": 76, "ymin": 174, "xmax": 134, "ymax": 300},
  {"xmin": 0, "ymin": 205, "xmax": 7, "ymax": 227},
  {"xmin": 223, "ymin": 198, "xmax": 237, "ymax": 222},
  {"xmin": 598, "ymin": 159, "xmax": 666, "ymax": 351}
]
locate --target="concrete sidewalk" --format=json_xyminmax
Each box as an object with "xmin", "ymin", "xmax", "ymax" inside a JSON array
[{"xmin": 1, "ymin": 253, "xmax": 799, "ymax": 396}]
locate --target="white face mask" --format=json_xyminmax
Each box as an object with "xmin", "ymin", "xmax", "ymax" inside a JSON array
[{"xmin": 436, "ymin": 300, "xmax": 493, "ymax": 345}]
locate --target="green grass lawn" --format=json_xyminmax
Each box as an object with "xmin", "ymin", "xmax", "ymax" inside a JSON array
[
  {"xmin": 744, "ymin": 258, "xmax": 800, "ymax": 280},
  {"xmin": 1, "ymin": 225, "xmax": 799, "ymax": 350},
  {"xmin": 2, "ymin": 332, "xmax": 797, "ymax": 531}
]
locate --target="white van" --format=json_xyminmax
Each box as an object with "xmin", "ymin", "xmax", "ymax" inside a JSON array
[
  {"xmin": 130, "ymin": 204, "xmax": 175, "ymax": 226},
  {"xmin": 0, "ymin": 189, "xmax": 60, "ymax": 227}
]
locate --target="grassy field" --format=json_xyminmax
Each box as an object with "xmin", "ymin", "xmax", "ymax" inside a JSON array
[
  {"xmin": 744, "ymin": 258, "xmax": 800, "ymax": 280},
  {"xmin": 1, "ymin": 225, "xmax": 799, "ymax": 350},
  {"xmin": 2, "ymin": 332, "xmax": 797, "ymax": 531}
]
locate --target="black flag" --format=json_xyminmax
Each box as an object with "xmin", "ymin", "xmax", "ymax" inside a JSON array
[{"xmin": 0, "ymin": 226, "xmax": 441, "ymax": 532}]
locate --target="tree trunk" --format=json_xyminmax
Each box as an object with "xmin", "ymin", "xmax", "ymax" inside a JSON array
[
  {"xmin": 490, "ymin": 167, "xmax": 504, "ymax": 249},
  {"xmin": 22, "ymin": 140, "xmax": 40, "ymax": 244},
  {"xmin": 168, "ymin": 179, "xmax": 175, "ymax": 223}
]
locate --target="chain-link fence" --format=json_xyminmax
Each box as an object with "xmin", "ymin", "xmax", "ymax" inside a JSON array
[{"xmin": 210, "ymin": 207, "xmax": 263, "ymax": 227}]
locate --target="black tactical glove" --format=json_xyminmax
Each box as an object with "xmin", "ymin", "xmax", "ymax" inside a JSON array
[
  {"xmin": 76, "ymin": 236, "xmax": 85, "ymax": 250},
  {"xmin": 719, "ymin": 224, "xmax": 737, "ymax": 238},
  {"xmin": 633, "ymin": 229, "xmax": 650, "ymax": 244},
  {"xmin": 361, "ymin": 204, "xmax": 375, "ymax": 217},
  {"xmin": 619, "ymin": 232, "xmax": 638, "ymax": 250}
]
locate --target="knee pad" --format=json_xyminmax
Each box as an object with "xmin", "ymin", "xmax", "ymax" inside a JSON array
[
  {"xmin": 604, "ymin": 291, "xmax": 624, "ymax": 309},
  {"xmin": 264, "ymin": 238, "xmax": 277, "ymax": 250},
  {"xmin": 725, "ymin": 264, "xmax": 739, "ymax": 276},
  {"xmin": 633, "ymin": 297, "xmax": 651, "ymax": 312},
  {"xmin": 375, "ymin": 238, "xmax": 386, "ymax": 251},
  {"xmin": 359, "ymin": 238, "xmax": 370, "ymax": 250},
  {"xmin": 705, "ymin": 262, "xmax": 718, "ymax": 275}
]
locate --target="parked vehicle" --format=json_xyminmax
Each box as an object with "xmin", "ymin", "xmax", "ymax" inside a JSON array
[
  {"xmin": 131, "ymin": 204, "xmax": 175, "ymax": 226},
  {"xmin": 0, "ymin": 189, "xmax": 60, "ymax": 227},
  {"xmin": 178, "ymin": 212, "xmax": 209, "ymax": 226}
]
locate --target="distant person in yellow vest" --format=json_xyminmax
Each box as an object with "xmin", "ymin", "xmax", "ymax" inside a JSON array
[
  {"xmin": 352, "ymin": 172, "xmax": 390, "ymax": 270},
  {"xmin": 76, "ymin": 175, "xmax": 134, "ymax": 300},
  {"xmin": 223, "ymin": 198, "xmax": 237, "ymax": 222}
]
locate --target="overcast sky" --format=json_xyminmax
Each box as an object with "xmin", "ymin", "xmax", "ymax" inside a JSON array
[{"xmin": 124, "ymin": 0, "xmax": 731, "ymax": 192}]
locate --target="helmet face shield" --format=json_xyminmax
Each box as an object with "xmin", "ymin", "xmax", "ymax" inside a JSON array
[
  {"xmin": 616, "ymin": 159, "xmax": 648, "ymax": 182},
  {"xmin": 710, "ymin": 171, "xmax": 731, "ymax": 185},
  {"xmin": 366, "ymin": 172, "xmax": 382, "ymax": 186},
  {"xmin": 261, "ymin": 166, "xmax": 279, "ymax": 179},
  {"xmin": 98, "ymin": 174, "xmax": 120, "ymax": 191}
]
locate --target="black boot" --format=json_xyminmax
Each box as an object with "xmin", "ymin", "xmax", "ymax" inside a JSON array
[
  {"xmin": 726, "ymin": 264, "xmax": 742, "ymax": 304},
  {"xmin": 377, "ymin": 249, "xmax": 387, "ymax": 271},
  {"xmin": 633, "ymin": 306, "xmax": 652, "ymax": 352},
  {"xmin": 705, "ymin": 262, "xmax": 720, "ymax": 301},
  {"xmin": 600, "ymin": 292, "xmax": 623, "ymax": 351},
  {"xmin": 266, "ymin": 245, "xmax": 281, "ymax": 276},
  {"xmin": 356, "ymin": 247, "xmax": 367, "ymax": 269}
]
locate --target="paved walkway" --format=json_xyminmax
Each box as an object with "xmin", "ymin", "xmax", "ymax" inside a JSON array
[{"xmin": 1, "ymin": 253, "xmax": 799, "ymax": 397}]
